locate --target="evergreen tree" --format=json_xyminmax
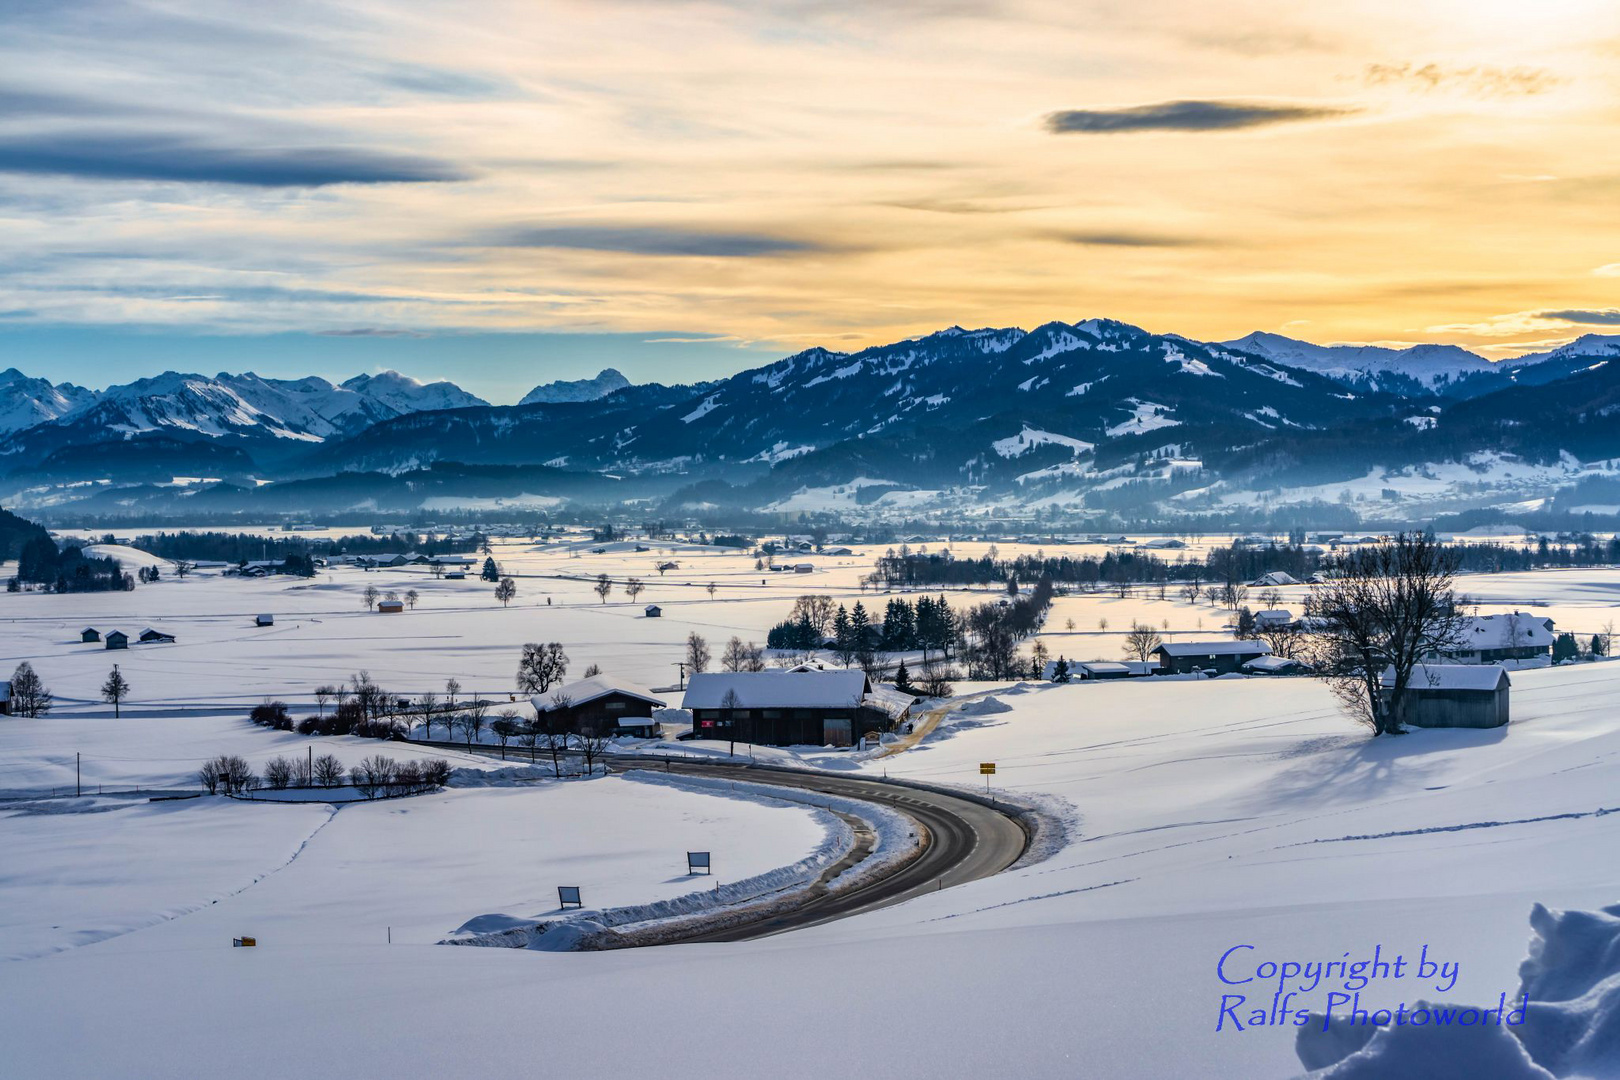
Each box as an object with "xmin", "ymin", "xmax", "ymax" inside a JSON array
[
  {"xmin": 1593, "ymin": 634, "xmax": 1607, "ymax": 658},
  {"xmin": 893, "ymin": 658, "xmax": 915, "ymax": 695},
  {"xmin": 1553, "ymin": 632, "xmax": 1579, "ymax": 664},
  {"xmin": 1052, "ymin": 657, "xmax": 1071, "ymax": 683},
  {"xmin": 480, "ymin": 556, "xmax": 499, "ymax": 582}
]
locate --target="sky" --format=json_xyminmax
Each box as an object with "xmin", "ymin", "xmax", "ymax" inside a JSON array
[{"xmin": 2, "ymin": 0, "xmax": 1619, "ymax": 403}]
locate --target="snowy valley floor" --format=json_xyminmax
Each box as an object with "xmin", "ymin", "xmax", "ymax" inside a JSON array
[{"xmin": 3, "ymin": 657, "xmax": 1620, "ymax": 1077}]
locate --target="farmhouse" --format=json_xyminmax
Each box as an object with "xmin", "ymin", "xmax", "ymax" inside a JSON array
[
  {"xmin": 530, "ymin": 676, "xmax": 667, "ymax": 736},
  {"xmin": 1383, "ymin": 664, "xmax": 1510, "ymax": 729},
  {"xmin": 1251, "ymin": 571, "xmax": 1300, "ymax": 587},
  {"xmin": 683, "ymin": 669, "xmax": 897, "ymax": 748},
  {"xmin": 1253, "ymin": 609, "xmax": 1294, "ymax": 629},
  {"xmin": 1431, "ymin": 613, "xmax": 1554, "ymax": 666},
  {"xmin": 104, "ymin": 630, "xmax": 128, "ymax": 650},
  {"xmin": 139, "ymin": 628, "xmax": 176, "ymax": 644},
  {"xmin": 1152, "ymin": 640, "xmax": 1272, "ymax": 675},
  {"xmin": 80, "ymin": 628, "xmax": 100, "ymax": 643}
]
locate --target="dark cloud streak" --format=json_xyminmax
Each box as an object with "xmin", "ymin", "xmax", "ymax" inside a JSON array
[
  {"xmin": 1539, "ymin": 309, "xmax": 1620, "ymax": 325},
  {"xmin": 1044, "ymin": 99, "xmax": 1355, "ymax": 134},
  {"xmin": 0, "ymin": 132, "xmax": 467, "ymax": 186}
]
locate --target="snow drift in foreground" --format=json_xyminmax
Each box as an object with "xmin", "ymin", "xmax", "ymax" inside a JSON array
[{"xmin": 1299, "ymin": 901, "xmax": 1620, "ymax": 1078}]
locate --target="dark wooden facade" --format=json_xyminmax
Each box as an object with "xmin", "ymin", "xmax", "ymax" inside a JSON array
[
  {"xmin": 688, "ymin": 704, "xmax": 894, "ymax": 748},
  {"xmin": 536, "ymin": 690, "xmax": 660, "ymax": 736},
  {"xmin": 1386, "ymin": 684, "xmax": 1510, "ymax": 729}
]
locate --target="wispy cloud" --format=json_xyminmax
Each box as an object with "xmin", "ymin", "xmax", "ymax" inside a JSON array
[
  {"xmin": 1052, "ymin": 230, "xmax": 1201, "ymax": 248},
  {"xmin": 1363, "ymin": 62, "xmax": 1561, "ymax": 98},
  {"xmin": 483, "ymin": 225, "xmax": 831, "ymax": 257},
  {"xmin": 1043, "ymin": 99, "xmax": 1355, "ymax": 134}
]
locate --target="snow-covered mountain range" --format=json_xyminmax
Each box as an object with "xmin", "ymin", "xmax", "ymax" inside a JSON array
[
  {"xmin": 0, "ymin": 369, "xmax": 99, "ymax": 437},
  {"xmin": 5, "ymin": 324, "xmax": 1620, "ymax": 522},
  {"xmin": 0, "ymin": 370, "xmax": 487, "ymax": 479},
  {"xmin": 519, "ymin": 368, "xmax": 631, "ymax": 405}
]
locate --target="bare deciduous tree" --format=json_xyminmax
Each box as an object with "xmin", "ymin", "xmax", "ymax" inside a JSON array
[
  {"xmin": 1181, "ymin": 582, "xmax": 1202, "ymax": 606},
  {"xmin": 494, "ymin": 577, "xmax": 517, "ymax": 606},
  {"xmin": 1305, "ymin": 532, "xmax": 1469, "ymax": 736},
  {"xmin": 685, "ymin": 632, "xmax": 711, "ymax": 674},
  {"xmin": 264, "ymin": 756, "xmax": 294, "ymax": 790},
  {"xmin": 573, "ymin": 721, "xmax": 612, "ymax": 776},
  {"xmin": 363, "ymin": 585, "xmax": 379, "ymax": 611},
  {"xmin": 9, "ymin": 661, "xmax": 52, "ymax": 717},
  {"xmin": 624, "ymin": 578, "xmax": 644, "ymax": 604},
  {"xmin": 404, "ymin": 589, "xmax": 420, "ymax": 610},
  {"xmin": 491, "ymin": 712, "xmax": 521, "ymax": 760},
  {"xmin": 314, "ymin": 684, "xmax": 334, "ymax": 716},
  {"xmin": 594, "ymin": 574, "xmax": 612, "ymax": 603},
  {"xmin": 457, "ymin": 701, "xmax": 489, "ymax": 748},
  {"xmin": 313, "ymin": 753, "xmax": 346, "ymax": 788},
  {"xmin": 517, "ymin": 642, "xmax": 569, "ymax": 695},
  {"xmin": 1122, "ymin": 622, "xmax": 1163, "ymax": 663}
]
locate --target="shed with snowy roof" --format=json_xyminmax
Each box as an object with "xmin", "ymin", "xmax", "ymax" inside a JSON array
[{"xmin": 1382, "ymin": 664, "xmax": 1510, "ymax": 729}]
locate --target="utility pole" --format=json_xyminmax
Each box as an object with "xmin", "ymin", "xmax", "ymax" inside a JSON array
[
  {"xmin": 76, "ymin": 752, "xmax": 81, "ymax": 797},
  {"xmin": 675, "ymin": 661, "xmax": 688, "ymax": 690}
]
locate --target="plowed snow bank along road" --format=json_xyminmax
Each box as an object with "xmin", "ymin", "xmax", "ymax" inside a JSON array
[{"xmin": 613, "ymin": 757, "xmax": 1029, "ymax": 943}]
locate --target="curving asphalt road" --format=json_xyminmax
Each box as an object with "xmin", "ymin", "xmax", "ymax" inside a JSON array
[
  {"xmin": 611, "ymin": 756, "xmax": 1030, "ymax": 943},
  {"xmin": 406, "ymin": 741, "xmax": 1031, "ymax": 943}
]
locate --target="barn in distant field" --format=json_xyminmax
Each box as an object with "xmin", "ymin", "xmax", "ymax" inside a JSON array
[
  {"xmin": 80, "ymin": 628, "xmax": 100, "ymax": 643},
  {"xmin": 1152, "ymin": 640, "xmax": 1272, "ymax": 676},
  {"xmin": 104, "ymin": 630, "xmax": 128, "ymax": 650},
  {"xmin": 1384, "ymin": 665, "xmax": 1510, "ymax": 729}
]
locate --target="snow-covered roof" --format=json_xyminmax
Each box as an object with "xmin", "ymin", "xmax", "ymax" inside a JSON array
[
  {"xmin": 1383, "ymin": 664, "xmax": 1509, "ymax": 692},
  {"xmin": 864, "ymin": 684, "xmax": 916, "ymax": 719},
  {"xmin": 1077, "ymin": 661, "xmax": 1131, "ymax": 674},
  {"xmin": 1242, "ymin": 655, "xmax": 1306, "ymax": 672},
  {"xmin": 683, "ymin": 670, "xmax": 871, "ymax": 710},
  {"xmin": 1155, "ymin": 640, "xmax": 1272, "ymax": 657},
  {"xmin": 532, "ymin": 676, "xmax": 666, "ymax": 713},
  {"xmin": 1445, "ymin": 613, "xmax": 1555, "ymax": 651},
  {"xmin": 1255, "ymin": 609, "xmax": 1293, "ymax": 622}
]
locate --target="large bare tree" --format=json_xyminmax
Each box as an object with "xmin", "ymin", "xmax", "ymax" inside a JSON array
[{"xmin": 1306, "ymin": 532, "xmax": 1470, "ymax": 735}]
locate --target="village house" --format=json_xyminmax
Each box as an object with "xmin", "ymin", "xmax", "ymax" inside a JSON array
[
  {"xmin": 683, "ymin": 669, "xmax": 906, "ymax": 748},
  {"xmin": 1384, "ymin": 664, "xmax": 1510, "ymax": 729},
  {"xmin": 1253, "ymin": 609, "xmax": 1294, "ymax": 630},
  {"xmin": 530, "ymin": 675, "xmax": 667, "ymax": 736},
  {"xmin": 1430, "ymin": 613, "xmax": 1554, "ymax": 666},
  {"xmin": 1152, "ymin": 640, "xmax": 1273, "ymax": 676}
]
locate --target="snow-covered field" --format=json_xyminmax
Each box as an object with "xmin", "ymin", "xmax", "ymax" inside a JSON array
[{"xmin": 3, "ymin": 540, "xmax": 1619, "ymax": 1077}]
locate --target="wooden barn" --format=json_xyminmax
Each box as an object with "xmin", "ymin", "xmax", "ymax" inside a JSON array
[
  {"xmin": 81, "ymin": 628, "xmax": 100, "ymax": 643},
  {"xmin": 1152, "ymin": 640, "xmax": 1272, "ymax": 676},
  {"xmin": 683, "ymin": 669, "xmax": 897, "ymax": 748},
  {"xmin": 1384, "ymin": 665, "xmax": 1510, "ymax": 729},
  {"xmin": 531, "ymin": 676, "xmax": 667, "ymax": 736},
  {"xmin": 104, "ymin": 630, "xmax": 128, "ymax": 650},
  {"xmin": 139, "ymin": 628, "xmax": 176, "ymax": 644},
  {"xmin": 644, "ymin": 604, "xmax": 662, "ymax": 618},
  {"xmin": 377, "ymin": 599, "xmax": 404, "ymax": 614},
  {"xmin": 255, "ymin": 614, "xmax": 275, "ymax": 627}
]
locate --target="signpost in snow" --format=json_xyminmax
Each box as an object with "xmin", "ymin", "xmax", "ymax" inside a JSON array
[
  {"xmin": 688, "ymin": 851, "xmax": 711, "ymax": 875},
  {"xmin": 558, "ymin": 886, "xmax": 583, "ymax": 909},
  {"xmin": 980, "ymin": 762, "xmax": 995, "ymax": 795}
]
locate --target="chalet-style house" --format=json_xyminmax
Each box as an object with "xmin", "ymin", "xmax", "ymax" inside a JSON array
[
  {"xmin": 1383, "ymin": 665, "xmax": 1510, "ymax": 729},
  {"xmin": 1430, "ymin": 613, "xmax": 1554, "ymax": 666},
  {"xmin": 683, "ymin": 669, "xmax": 910, "ymax": 748},
  {"xmin": 1152, "ymin": 640, "xmax": 1273, "ymax": 676},
  {"xmin": 530, "ymin": 676, "xmax": 667, "ymax": 736}
]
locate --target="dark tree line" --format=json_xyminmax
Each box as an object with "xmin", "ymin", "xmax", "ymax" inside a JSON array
[{"xmin": 129, "ymin": 529, "xmax": 486, "ymax": 564}]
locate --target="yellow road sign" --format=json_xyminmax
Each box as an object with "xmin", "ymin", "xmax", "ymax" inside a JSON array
[{"xmin": 979, "ymin": 763, "xmax": 996, "ymax": 775}]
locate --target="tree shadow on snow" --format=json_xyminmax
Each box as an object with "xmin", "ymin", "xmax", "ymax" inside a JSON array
[{"xmin": 1256, "ymin": 724, "xmax": 1510, "ymax": 809}]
